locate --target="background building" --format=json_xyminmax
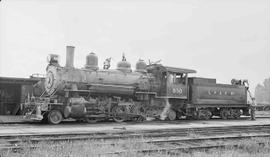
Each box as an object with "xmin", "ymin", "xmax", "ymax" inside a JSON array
[{"xmin": 0, "ymin": 76, "xmax": 44, "ymax": 115}]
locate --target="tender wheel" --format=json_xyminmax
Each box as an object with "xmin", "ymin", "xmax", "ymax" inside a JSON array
[
  {"xmin": 220, "ymin": 108, "xmax": 229, "ymax": 120},
  {"xmin": 112, "ymin": 106, "xmax": 126, "ymax": 123},
  {"xmin": 48, "ymin": 110, "xmax": 63, "ymax": 124},
  {"xmin": 167, "ymin": 109, "xmax": 177, "ymax": 121},
  {"xmin": 197, "ymin": 109, "xmax": 212, "ymax": 120},
  {"xmin": 231, "ymin": 109, "xmax": 241, "ymax": 119}
]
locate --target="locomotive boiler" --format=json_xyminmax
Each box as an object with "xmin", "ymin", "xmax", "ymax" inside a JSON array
[
  {"xmin": 22, "ymin": 46, "xmax": 252, "ymax": 124},
  {"xmin": 45, "ymin": 47, "xmax": 151, "ymax": 96}
]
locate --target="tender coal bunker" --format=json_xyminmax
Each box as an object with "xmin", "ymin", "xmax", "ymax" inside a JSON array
[{"xmin": 0, "ymin": 84, "xmax": 21, "ymax": 115}]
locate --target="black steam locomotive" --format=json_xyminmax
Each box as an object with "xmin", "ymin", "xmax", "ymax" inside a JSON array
[{"xmin": 22, "ymin": 46, "xmax": 251, "ymax": 124}]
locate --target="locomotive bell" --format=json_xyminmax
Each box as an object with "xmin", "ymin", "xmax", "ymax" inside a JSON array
[
  {"xmin": 135, "ymin": 59, "xmax": 147, "ymax": 73},
  {"xmin": 85, "ymin": 52, "xmax": 99, "ymax": 70},
  {"xmin": 47, "ymin": 54, "xmax": 59, "ymax": 65}
]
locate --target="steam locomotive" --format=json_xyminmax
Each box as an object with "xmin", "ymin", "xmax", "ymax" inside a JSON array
[{"xmin": 22, "ymin": 46, "xmax": 251, "ymax": 124}]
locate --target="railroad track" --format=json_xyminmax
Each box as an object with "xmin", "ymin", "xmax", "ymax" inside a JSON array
[
  {"xmin": 2, "ymin": 133, "xmax": 269, "ymax": 156},
  {"xmin": 1, "ymin": 124, "xmax": 270, "ymax": 155},
  {"xmin": 1, "ymin": 115, "xmax": 270, "ymax": 125},
  {"xmin": 108, "ymin": 134, "xmax": 270, "ymax": 156}
]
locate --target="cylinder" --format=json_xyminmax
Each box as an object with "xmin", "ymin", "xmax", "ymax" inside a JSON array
[{"xmin": 66, "ymin": 46, "xmax": 75, "ymax": 68}]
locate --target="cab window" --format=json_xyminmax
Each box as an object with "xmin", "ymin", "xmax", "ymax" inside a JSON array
[{"xmin": 174, "ymin": 73, "xmax": 186, "ymax": 85}]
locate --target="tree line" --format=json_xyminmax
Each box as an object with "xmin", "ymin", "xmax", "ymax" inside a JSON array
[{"xmin": 255, "ymin": 78, "xmax": 270, "ymax": 103}]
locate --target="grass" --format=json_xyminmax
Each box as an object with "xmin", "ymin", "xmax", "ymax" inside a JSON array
[{"xmin": 1, "ymin": 137, "xmax": 270, "ymax": 157}]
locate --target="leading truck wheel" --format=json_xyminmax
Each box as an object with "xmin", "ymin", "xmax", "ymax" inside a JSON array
[{"xmin": 48, "ymin": 110, "xmax": 63, "ymax": 124}]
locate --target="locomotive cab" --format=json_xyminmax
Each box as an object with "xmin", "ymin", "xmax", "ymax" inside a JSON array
[
  {"xmin": 147, "ymin": 65, "xmax": 196, "ymax": 99},
  {"xmin": 165, "ymin": 72, "xmax": 188, "ymax": 98},
  {"xmin": 162, "ymin": 67, "xmax": 196, "ymax": 99}
]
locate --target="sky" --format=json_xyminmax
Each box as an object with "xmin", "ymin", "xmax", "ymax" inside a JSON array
[{"xmin": 0, "ymin": 0, "xmax": 270, "ymax": 93}]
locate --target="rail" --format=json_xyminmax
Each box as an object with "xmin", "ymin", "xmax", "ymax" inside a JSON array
[{"xmin": 1, "ymin": 124, "xmax": 270, "ymax": 155}]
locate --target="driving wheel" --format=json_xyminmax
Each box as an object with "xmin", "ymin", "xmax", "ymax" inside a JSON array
[{"xmin": 112, "ymin": 105, "xmax": 126, "ymax": 123}]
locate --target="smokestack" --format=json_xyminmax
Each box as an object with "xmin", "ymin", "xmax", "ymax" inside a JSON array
[{"xmin": 66, "ymin": 46, "xmax": 75, "ymax": 68}]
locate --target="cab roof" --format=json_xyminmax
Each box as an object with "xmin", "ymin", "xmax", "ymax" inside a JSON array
[
  {"xmin": 147, "ymin": 64, "xmax": 197, "ymax": 74},
  {"xmin": 163, "ymin": 66, "xmax": 197, "ymax": 74}
]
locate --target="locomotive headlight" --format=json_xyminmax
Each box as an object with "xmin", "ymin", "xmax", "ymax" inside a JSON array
[{"xmin": 47, "ymin": 54, "xmax": 60, "ymax": 64}]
